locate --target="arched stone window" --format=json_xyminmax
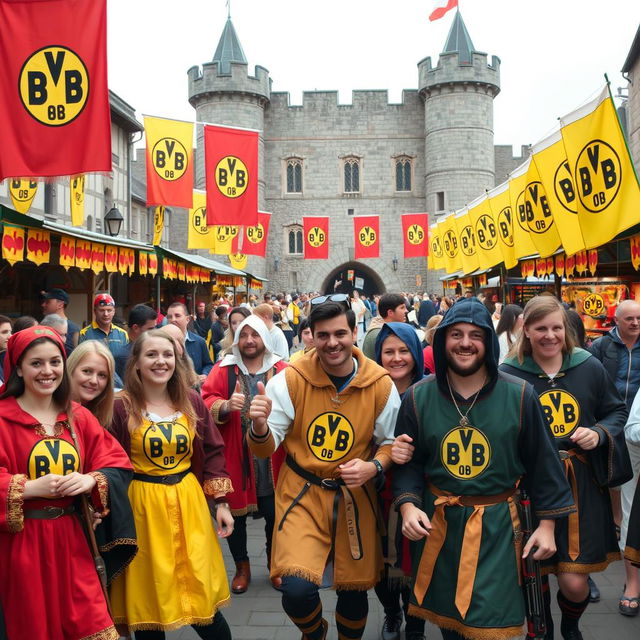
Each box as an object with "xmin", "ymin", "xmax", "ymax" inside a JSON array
[
  {"xmin": 395, "ymin": 156, "xmax": 412, "ymax": 192},
  {"xmin": 285, "ymin": 224, "xmax": 303, "ymax": 255},
  {"xmin": 343, "ymin": 158, "xmax": 360, "ymax": 193},
  {"xmin": 286, "ymin": 158, "xmax": 303, "ymax": 193}
]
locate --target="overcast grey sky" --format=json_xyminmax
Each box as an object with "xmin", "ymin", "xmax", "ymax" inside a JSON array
[{"xmin": 107, "ymin": 0, "xmax": 639, "ymax": 152}]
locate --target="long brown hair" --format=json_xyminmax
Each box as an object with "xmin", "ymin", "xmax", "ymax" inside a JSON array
[
  {"xmin": 66, "ymin": 341, "xmax": 115, "ymax": 427},
  {"xmin": 510, "ymin": 296, "xmax": 577, "ymax": 363},
  {"xmin": 122, "ymin": 329, "xmax": 197, "ymax": 432}
]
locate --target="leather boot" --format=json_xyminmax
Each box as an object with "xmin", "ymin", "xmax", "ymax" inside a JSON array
[{"xmin": 231, "ymin": 560, "xmax": 251, "ymax": 594}]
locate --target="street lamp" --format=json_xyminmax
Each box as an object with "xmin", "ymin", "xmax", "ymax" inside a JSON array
[{"xmin": 104, "ymin": 206, "xmax": 124, "ymax": 237}]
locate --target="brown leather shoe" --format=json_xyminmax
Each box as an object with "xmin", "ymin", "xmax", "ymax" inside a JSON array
[
  {"xmin": 301, "ymin": 618, "xmax": 328, "ymax": 640},
  {"xmin": 231, "ymin": 560, "xmax": 251, "ymax": 594}
]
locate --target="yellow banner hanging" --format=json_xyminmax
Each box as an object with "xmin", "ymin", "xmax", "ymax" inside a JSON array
[
  {"xmin": 486, "ymin": 182, "xmax": 517, "ymax": 269},
  {"xmin": 153, "ymin": 206, "xmax": 165, "ymax": 246},
  {"xmin": 91, "ymin": 243, "xmax": 105, "ymax": 274},
  {"xmin": 2, "ymin": 225, "xmax": 25, "ymax": 265},
  {"xmin": 187, "ymin": 191, "xmax": 214, "ymax": 249},
  {"xmin": 70, "ymin": 175, "xmax": 85, "ymax": 227},
  {"xmin": 229, "ymin": 252, "xmax": 248, "ymax": 270},
  {"xmin": 148, "ymin": 252, "xmax": 158, "ymax": 276},
  {"xmin": 9, "ymin": 179, "xmax": 38, "ymax": 214},
  {"xmin": 468, "ymin": 194, "xmax": 502, "ymax": 271},
  {"xmin": 428, "ymin": 223, "xmax": 444, "ymax": 270},
  {"xmin": 530, "ymin": 131, "xmax": 585, "ymax": 256},
  {"xmin": 59, "ymin": 236, "xmax": 75, "ymax": 270},
  {"xmin": 26, "ymin": 230, "xmax": 51, "ymax": 266},
  {"xmin": 139, "ymin": 251, "xmax": 148, "ymax": 276},
  {"xmin": 105, "ymin": 245, "xmax": 118, "ymax": 273},
  {"xmin": 454, "ymin": 210, "xmax": 479, "ymax": 275},
  {"xmin": 439, "ymin": 215, "xmax": 462, "ymax": 275},
  {"xmin": 560, "ymin": 85, "xmax": 640, "ymax": 249},
  {"xmin": 210, "ymin": 225, "xmax": 239, "ymax": 255},
  {"xmin": 509, "ymin": 159, "xmax": 537, "ymax": 259}
]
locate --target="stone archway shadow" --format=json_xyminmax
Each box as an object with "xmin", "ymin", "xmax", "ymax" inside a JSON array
[{"xmin": 319, "ymin": 262, "xmax": 387, "ymax": 297}]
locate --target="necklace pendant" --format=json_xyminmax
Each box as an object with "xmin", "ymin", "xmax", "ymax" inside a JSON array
[{"xmin": 460, "ymin": 416, "xmax": 469, "ymax": 428}]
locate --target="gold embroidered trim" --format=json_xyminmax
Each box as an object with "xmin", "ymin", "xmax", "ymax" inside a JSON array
[
  {"xmin": 536, "ymin": 504, "xmax": 576, "ymax": 517},
  {"xmin": 210, "ymin": 399, "xmax": 229, "ymax": 425},
  {"xmin": 278, "ymin": 565, "xmax": 323, "ymax": 586},
  {"xmin": 203, "ymin": 477, "xmax": 233, "ymax": 496},
  {"xmin": 33, "ymin": 420, "xmax": 67, "ymax": 437},
  {"xmin": 407, "ymin": 605, "xmax": 524, "ymax": 640},
  {"xmin": 231, "ymin": 503, "xmax": 257, "ymax": 516},
  {"xmin": 79, "ymin": 625, "xmax": 119, "ymax": 640},
  {"xmin": 88, "ymin": 471, "xmax": 109, "ymax": 514},
  {"xmin": 7, "ymin": 474, "xmax": 27, "ymax": 533},
  {"xmin": 99, "ymin": 537, "xmax": 138, "ymax": 553},
  {"xmin": 544, "ymin": 551, "xmax": 621, "ymax": 575},
  {"xmin": 391, "ymin": 492, "xmax": 422, "ymax": 511}
]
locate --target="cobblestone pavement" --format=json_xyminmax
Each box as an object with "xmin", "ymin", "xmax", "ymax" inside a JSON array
[{"xmin": 161, "ymin": 517, "xmax": 640, "ymax": 640}]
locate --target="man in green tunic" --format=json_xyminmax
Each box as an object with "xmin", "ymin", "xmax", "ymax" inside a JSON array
[{"xmin": 392, "ymin": 298, "xmax": 574, "ymax": 640}]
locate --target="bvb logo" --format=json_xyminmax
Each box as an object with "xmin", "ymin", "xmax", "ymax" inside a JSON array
[
  {"xmin": 152, "ymin": 138, "xmax": 188, "ymax": 181},
  {"xmin": 460, "ymin": 225, "xmax": 476, "ymax": 257},
  {"xmin": 215, "ymin": 156, "xmax": 248, "ymax": 198},
  {"xmin": 539, "ymin": 390, "xmax": 580, "ymax": 439},
  {"xmin": 307, "ymin": 412, "xmax": 355, "ymax": 462},
  {"xmin": 10, "ymin": 179, "xmax": 38, "ymax": 203},
  {"xmin": 143, "ymin": 421, "xmax": 191, "ymax": 470},
  {"xmin": 441, "ymin": 427, "xmax": 491, "ymax": 480},
  {"xmin": 27, "ymin": 439, "xmax": 79, "ymax": 480},
  {"xmin": 19, "ymin": 46, "xmax": 89, "ymax": 126},
  {"xmin": 443, "ymin": 229, "xmax": 458, "ymax": 258},
  {"xmin": 154, "ymin": 207, "xmax": 165, "ymax": 236},
  {"xmin": 522, "ymin": 182, "xmax": 555, "ymax": 234},
  {"xmin": 72, "ymin": 176, "xmax": 85, "ymax": 205},
  {"xmin": 583, "ymin": 293, "xmax": 605, "ymax": 318},
  {"xmin": 497, "ymin": 207, "xmax": 514, "ymax": 247},
  {"xmin": 247, "ymin": 223, "xmax": 264, "ymax": 244},
  {"xmin": 475, "ymin": 214, "xmax": 498, "ymax": 250},
  {"xmin": 575, "ymin": 140, "xmax": 621, "ymax": 213},
  {"xmin": 307, "ymin": 226, "xmax": 326, "ymax": 247},
  {"xmin": 192, "ymin": 206, "xmax": 208, "ymax": 235},
  {"xmin": 216, "ymin": 225, "xmax": 238, "ymax": 242},
  {"xmin": 431, "ymin": 235, "xmax": 443, "ymax": 259},
  {"xmin": 407, "ymin": 224, "xmax": 424, "ymax": 245},
  {"xmin": 553, "ymin": 160, "xmax": 577, "ymax": 214},
  {"xmin": 359, "ymin": 225, "xmax": 377, "ymax": 247}
]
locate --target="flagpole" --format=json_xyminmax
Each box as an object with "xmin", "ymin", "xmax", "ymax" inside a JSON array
[{"xmin": 141, "ymin": 113, "xmax": 260, "ymax": 134}]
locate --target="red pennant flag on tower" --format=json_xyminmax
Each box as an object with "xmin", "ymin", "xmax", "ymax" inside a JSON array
[
  {"xmin": 402, "ymin": 213, "xmax": 429, "ymax": 258},
  {"xmin": 429, "ymin": 0, "xmax": 458, "ymax": 21},
  {"xmin": 0, "ymin": 0, "xmax": 111, "ymax": 180},
  {"xmin": 353, "ymin": 216, "xmax": 380, "ymax": 259},
  {"xmin": 303, "ymin": 217, "xmax": 329, "ymax": 259},
  {"xmin": 204, "ymin": 124, "xmax": 258, "ymax": 227}
]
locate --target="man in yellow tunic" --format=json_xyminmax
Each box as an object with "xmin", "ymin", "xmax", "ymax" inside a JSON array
[{"xmin": 249, "ymin": 297, "xmax": 401, "ymax": 639}]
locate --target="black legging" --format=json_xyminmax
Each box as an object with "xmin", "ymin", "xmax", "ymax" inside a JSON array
[
  {"xmin": 134, "ymin": 611, "xmax": 230, "ymax": 640},
  {"xmin": 374, "ymin": 580, "xmax": 425, "ymax": 636},
  {"xmin": 227, "ymin": 493, "xmax": 276, "ymax": 562},
  {"xmin": 440, "ymin": 629, "xmax": 467, "ymax": 640}
]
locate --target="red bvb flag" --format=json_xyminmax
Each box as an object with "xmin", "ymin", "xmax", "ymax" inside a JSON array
[
  {"xmin": 402, "ymin": 213, "xmax": 429, "ymax": 258},
  {"xmin": 204, "ymin": 124, "xmax": 258, "ymax": 226},
  {"xmin": 0, "ymin": 0, "xmax": 111, "ymax": 180},
  {"xmin": 353, "ymin": 216, "xmax": 380, "ymax": 259},
  {"xmin": 303, "ymin": 217, "xmax": 329, "ymax": 259},
  {"xmin": 237, "ymin": 211, "xmax": 271, "ymax": 257}
]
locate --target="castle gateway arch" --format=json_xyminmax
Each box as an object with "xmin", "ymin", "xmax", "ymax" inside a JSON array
[{"xmin": 320, "ymin": 262, "xmax": 386, "ymax": 297}]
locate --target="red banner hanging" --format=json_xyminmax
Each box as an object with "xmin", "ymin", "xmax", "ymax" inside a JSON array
[
  {"xmin": 303, "ymin": 217, "xmax": 329, "ymax": 260},
  {"xmin": 401, "ymin": 213, "xmax": 429, "ymax": 258},
  {"xmin": 204, "ymin": 124, "xmax": 258, "ymax": 226},
  {"xmin": 0, "ymin": 0, "xmax": 111, "ymax": 180},
  {"xmin": 353, "ymin": 216, "xmax": 380, "ymax": 259},
  {"xmin": 234, "ymin": 211, "xmax": 271, "ymax": 256}
]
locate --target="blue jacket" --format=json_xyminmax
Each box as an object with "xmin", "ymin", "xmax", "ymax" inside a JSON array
[
  {"xmin": 590, "ymin": 327, "xmax": 640, "ymax": 410},
  {"xmin": 185, "ymin": 330, "xmax": 214, "ymax": 376}
]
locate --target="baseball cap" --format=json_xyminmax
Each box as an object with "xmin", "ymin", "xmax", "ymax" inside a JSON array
[
  {"xmin": 42, "ymin": 288, "xmax": 69, "ymax": 305},
  {"xmin": 94, "ymin": 293, "xmax": 115, "ymax": 307}
]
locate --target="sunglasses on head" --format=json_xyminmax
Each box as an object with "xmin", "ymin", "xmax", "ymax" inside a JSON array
[{"xmin": 309, "ymin": 293, "xmax": 352, "ymax": 310}]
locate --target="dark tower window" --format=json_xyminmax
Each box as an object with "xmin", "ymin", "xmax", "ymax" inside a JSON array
[
  {"xmin": 286, "ymin": 226, "xmax": 303, "ymax": 255},
  {"xmin": 395, "ymin": 158, "xmax": 412, "ymax": 191},
  {"xmin": 286, "ymin": 159, "xmax": 303, "ymax": 193},
  {"xmin": 344, "ymin": 159, "xmax": 360, "ymax": 193},
  {"xmin": 436, "ymin": 191, "xmax": 445, "ymax": 212}
]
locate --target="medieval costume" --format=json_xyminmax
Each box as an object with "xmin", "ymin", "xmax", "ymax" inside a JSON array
[
  {"xmin": 109, "ymin": 390, "xmax": 232, "ymax": 631},
  {"xmin": 0, "ymin": 326, "xmax": 136, "ymax": 640},
  {"xmin": 501, "ymin": 348, "xmax": 632, "ymax": 575},
  {"xmin": 393, "ymin": 298, "xmax": 574, "ymax": 640}
]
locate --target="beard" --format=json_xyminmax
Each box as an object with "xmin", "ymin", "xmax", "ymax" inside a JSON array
[{"xmin": 446, "ymin": 350, "xmax": 484, "ymax": 377}]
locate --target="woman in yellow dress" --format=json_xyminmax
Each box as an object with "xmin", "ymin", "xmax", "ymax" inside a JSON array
[{"xmin": 109, "ymin": 329, "xmax": 234, "ymax": 639}]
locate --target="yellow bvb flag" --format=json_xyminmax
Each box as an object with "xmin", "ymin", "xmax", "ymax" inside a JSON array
[
  {"xmin": 9, "ymin": 178, "xmax": 37, "ymax": 214},
  {"xmin": 560, "ymin": 85, "xmax": 640, "ymax": 249},
  {"xmin": 439, "ymin": 215, "xmax": 462, "ymax": 275},
  {"xmin": 468, "ymin": 194, "xmax": 502, "ymax": 271},
  {"xmin": 187, "ymin": 191, "xmax": 214, "ymax": 249},
  {"xmin": 428, "ymin": 222, "xmax": 444, "ymax": 270},
  {"xmin": 70, "ymin": 175, "xmax": 85, "ymax": 226},
  {"xmin": 454, "ymin": 210, "xmax": 479, "ymax": 275},
  {"xmin": 508, "ymin": 159, "xmax": 538, "ymax": 260},
  {"xmin": 210, "ymin": 225, "xmax": 239, "ymax": 255},
  {"xmin": 487, "ymin": 182, "xmax": 517, "ymax": 269},
  {"xmin": 530, "ymin": 131, "xmax": 585, "ymax": 256},
  {"xmin": 152, "ymin": 206, "xmax": 165, "ymax": 246}
]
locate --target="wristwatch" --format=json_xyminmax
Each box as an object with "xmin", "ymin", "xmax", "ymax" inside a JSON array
[{"xmin": 371, "ymin": 459, "xmax": 384, "ymax": 477}]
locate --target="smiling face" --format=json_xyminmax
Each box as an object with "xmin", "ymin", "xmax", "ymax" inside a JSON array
[
  {"xmin": 444, "ymin": 323, "xmax": 486, "ymax": 377},
  {"xmin": 17, "ymin": 340, "xmax": 64, "ymax": 399},
  {"xmin": 312, "ymin": 313, "xmax": 356, "ymax": 377},
  {"xmin": 380, "ymin": 334, "xmax": 415, "ymax": 389},
  {"xmin": 525, "ymin": 310, "xmax": 565, "ymax": 363},
  {"xmin": 70, "ymin": 352, "xmax": 109, "ymax": 404},
  {"xmin": 238, "ymin": 326, "xmax": 265, "ymax": 361},
  {"xmin": 137, "ymin": 335, "xmax": 176, "ymax": 387}
]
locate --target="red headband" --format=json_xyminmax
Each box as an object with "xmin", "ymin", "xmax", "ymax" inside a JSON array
[{"xmin": 3, "ymin": 325, "xmax": 67, "ymax": 383}]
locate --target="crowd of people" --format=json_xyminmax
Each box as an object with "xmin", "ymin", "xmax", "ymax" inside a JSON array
[{"xmin": 1, "ymin": 287, "xmax": 640, "ymax": 640}]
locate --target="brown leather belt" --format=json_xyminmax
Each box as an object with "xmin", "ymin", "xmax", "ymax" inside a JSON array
[
  {"xmin": 132, "ymin": 469, "xmax": 191, "ymax": 485},
  {"xmin": 24, "ymin": 505, "xmax": 76, "ymax": 519},
  {"xmin": 559, "ymin": 449, "xmax": 588, "ymax": 561}
]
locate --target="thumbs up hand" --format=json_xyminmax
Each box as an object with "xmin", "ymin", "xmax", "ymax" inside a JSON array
[
  {"xmin": 226, "ymin": 380, "xmax": 246, "ymax": 413},
  {"xmin": 249, "ymin": 381, "xmax": 272, "ymax": 435}
]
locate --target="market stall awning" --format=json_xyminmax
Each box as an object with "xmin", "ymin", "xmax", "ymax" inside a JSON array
[{"xmin": 161, "ymin": 247, "xmax": 246, "ymax": 277}]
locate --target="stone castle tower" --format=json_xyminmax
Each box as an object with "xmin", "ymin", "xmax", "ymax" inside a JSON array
[{"xmin": 187, "ymin": 12, "xmax": 508, "ymax": 294}]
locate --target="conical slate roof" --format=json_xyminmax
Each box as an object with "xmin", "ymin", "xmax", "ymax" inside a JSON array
[
  {"xmin": 212, "ymin": 17, "xmax": 247, "ymax": 73},
  {"xmin": 442, "ymin": 11, "xmax": 475, "ymax": 65}
]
